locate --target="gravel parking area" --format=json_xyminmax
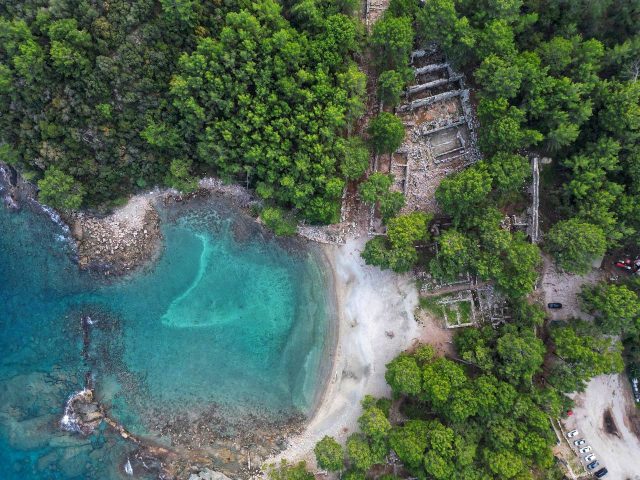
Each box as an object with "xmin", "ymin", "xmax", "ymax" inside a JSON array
[
  {"xmin": 562, "ymin": 374, "xmax": 640, "ymax": 480},
  {"xmin": 540, "ymin": 254, "xmax": 604, "ymax": 321}
]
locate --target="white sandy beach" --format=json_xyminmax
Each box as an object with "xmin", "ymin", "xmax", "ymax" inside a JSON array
[{"xmin": 268, "ymin": 236, "xmax": 420, "ymax": 468}]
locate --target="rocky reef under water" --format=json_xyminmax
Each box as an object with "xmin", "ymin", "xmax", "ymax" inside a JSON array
[{"xmin": 60, "ymin": 311, "xmax": 311, "ymax": 480}]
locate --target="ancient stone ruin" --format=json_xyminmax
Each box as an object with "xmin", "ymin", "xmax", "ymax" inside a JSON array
[{"xmin": 378, "ymin": 47, "xmax": 482, "ymax": 220}]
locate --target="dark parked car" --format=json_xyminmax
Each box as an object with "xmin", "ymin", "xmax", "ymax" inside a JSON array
[
  {"xmin": 548, "ymin": 302, "xmax": 563, "ymax": 309},
  {"xmin": 594, "ymin": 467, "xmax": 608, "ymax": 478},
  {"xmin": 587, "ymin": 460, "xmax": 600, "ymax": 470}
]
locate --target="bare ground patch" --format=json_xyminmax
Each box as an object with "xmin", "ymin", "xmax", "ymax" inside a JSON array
[{"xmin": 539, "ymin": 253, "xmax": 605, "ymax": 321}]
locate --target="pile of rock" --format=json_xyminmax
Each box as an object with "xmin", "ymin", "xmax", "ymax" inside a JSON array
[
  {"xmin": 188, "ymin": 468, "xmax": 233, "ymax": 480},
  {"xmin": 198, "ymin": 177, "xmax": 257, "ymax": 210},
  {"xmin": 68, "ymin": 196, "xmax": 162, "ymax": 275},
  {"xmin": 298, "ymin": 222, "xmax": 358, "ymax": 244}
]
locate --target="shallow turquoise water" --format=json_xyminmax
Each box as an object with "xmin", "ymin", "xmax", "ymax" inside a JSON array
[{"xmin": 0, "ymin": 197, "xmax": 331, "ymax": 478}]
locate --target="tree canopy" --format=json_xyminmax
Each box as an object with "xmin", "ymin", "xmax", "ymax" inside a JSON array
[
  {"xmin": 314, "ymin": 436, "xmax": 344, "ymax": 472},
  {"xmin": 581, "ymin": 282, "xmax": 640, "ymax": 334},
  {"xmin": 37, "ymin": 167, "xmax": 86, "ymax": 210},
  {"xmin": 0, "ymin": 0, "xmax": 368, "ymax": 222},
  {"xmin": 549, "ymin": 320, "xmax": 623, "ymax": 392},
  {"xmin": 361, "ymin": 211, "xmax": 432, "ymax": 273},
  {"xmin": 368, "ymin": 112, "xmax": 406, "ymax": 155},
  {"xmin": 347, "ymin": 345, "xmax": 563, "ymax": 479},
  {"xmin": 545, "ymin": 218, "xmax": 607, "ymax": 274}
]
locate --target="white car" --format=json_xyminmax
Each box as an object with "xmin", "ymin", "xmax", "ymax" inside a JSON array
[
  {"xmin": 567, "ymin": 429, "xmax": 579, "ymax": 438},
  {"xmin": 579, "ymin": 446, "xmax": 592, "ymax": 454},
  {"xmin": 584, "ymin": 454, "xmax": 596, "ymax": 463},
  {"xmin": 573, "ymin": 439, "xmax": 586, "ymax": 446}
]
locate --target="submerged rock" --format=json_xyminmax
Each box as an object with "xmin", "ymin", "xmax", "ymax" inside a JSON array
[
  {"xmin": 2, "ymin": 192, "xmax": 19, "ymax": 210},
  {"xmin": 0, "ymin": 162, "xmax": 17, "ymax": 187},
  {"xmin": 124, "ymin": 458, "xmax": 133, "ymax": 475}
]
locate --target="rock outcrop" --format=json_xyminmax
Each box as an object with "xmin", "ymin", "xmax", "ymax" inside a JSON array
[
  {"xmin": 60, "ymin": 389, "xmax": 104, "ymax": 435},
  {"xmin": 68, "ymin": 195, "xmax": 162, "ymax": 275},
  {"xmin": 188, "ymin": 468, "xmax": 234, "ymax": 480},
  {"xmin": 0, "ymin": 162, "xmax": 21, "ymax": 210}
]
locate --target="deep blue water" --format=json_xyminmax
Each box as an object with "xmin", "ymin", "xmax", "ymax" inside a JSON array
[{"xmin": 0, "ymin": 197, "xmax": 331, "ymax": 479}]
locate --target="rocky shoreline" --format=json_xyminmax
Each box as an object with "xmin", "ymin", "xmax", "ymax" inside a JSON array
[
  {"xmin": 2, "ymin": 159, "xmax": 359, "ymax": 279},
  {"xmin": 66, "ymin": 195, "xmax": 163, "ymax": 276},
  {"xmin": 0, "ymin": 162, "xmax": 37, "ymax": 210},
  {"xmin": 0, "ymin": 163, "xmax": 270, "ymax": 277},
  {"xmin": 68, "ymin": 178, "xmax": 271, "ymax": 276}
]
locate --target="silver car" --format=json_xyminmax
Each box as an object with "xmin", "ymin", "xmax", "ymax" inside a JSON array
[{"xmin": 579, "ymin": 446, "xmax": 592, "ymax": 454}]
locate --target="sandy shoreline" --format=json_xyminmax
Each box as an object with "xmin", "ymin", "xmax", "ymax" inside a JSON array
[
  {"xmin": 267, "ymin": 236, "xmax": 420, "ymax": 469},
  {"xmin": 77, "ymin": 190, "xmax": 423, "ymax": 470},
  {"xmin": 71, "ymin": 194, "xmax": 423, "ymax": 470}
]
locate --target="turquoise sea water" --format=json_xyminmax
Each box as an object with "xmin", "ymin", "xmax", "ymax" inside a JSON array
[{"xmin": 0, "ymin": 197, "xmax": 332, "ymax": 479}]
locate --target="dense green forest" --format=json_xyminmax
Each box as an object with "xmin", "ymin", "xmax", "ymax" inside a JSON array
[{"xmin": 0, "ymin": 0, "xmax": 366, "ymax": 222}]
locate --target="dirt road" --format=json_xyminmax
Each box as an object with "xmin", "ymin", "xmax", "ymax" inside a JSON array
[{"xmin": 563, "ymin": 374, "xmax": 640, "ymax": 480}]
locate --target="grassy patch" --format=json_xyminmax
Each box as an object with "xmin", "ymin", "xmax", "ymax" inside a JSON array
[
  {"xmin": 420, "ymin": 294, "xmax": 474, "ymax": 326},
  {"xmin": 458, "ymin": 300, "xmax": 472, "ymax": 324}
]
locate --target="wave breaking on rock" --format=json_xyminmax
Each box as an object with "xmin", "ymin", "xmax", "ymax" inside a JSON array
[{"xmin": 60, "ymin": 388, "xmax": 104, "ymax": 435}]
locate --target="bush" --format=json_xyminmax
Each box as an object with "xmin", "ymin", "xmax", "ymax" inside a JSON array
[
  {"xmin": 358, "ymin": 172, "xmax": 393, "ymax": 204},
  {"xmin": 165, "ymin": 158, "xmax": 198, "ymax": 193},
  {"xmin": 377, "ymin": 69, "xmax": 406, "ymax": 107},
  {"xmin": 314, "ymin": 436, "xmax": 344, "ymax": 472},
  {"xmin": 260, "ymin": 207, "xmax": 297, "ymax": 236},
  {"xmin": 340, "ymin": 137, "xmax": 370, "ymax": 180},
  {"xmin": 379, "ymin": 190, "xmax": 405, "ymax": 221}
]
